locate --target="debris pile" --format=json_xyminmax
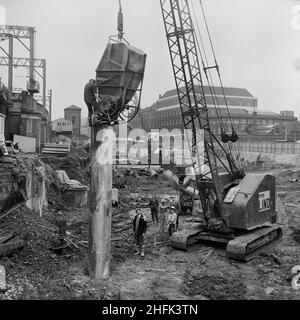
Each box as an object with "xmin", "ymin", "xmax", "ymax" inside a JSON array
[
  {"xmin": 0, "ymin": 225, "xmax": 25, "ymax": 260},
  {"xmin": 40, "ymin": 146, "xmax": 90, "ymax": 186},
  {"xmin": 0, "ymin": 154, "xmax": 299, "ymax": 300}
]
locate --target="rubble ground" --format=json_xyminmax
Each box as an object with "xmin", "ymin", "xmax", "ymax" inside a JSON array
[{"xmin": 0, "ymin": 163, "xmax": 300, "ymax": 300}]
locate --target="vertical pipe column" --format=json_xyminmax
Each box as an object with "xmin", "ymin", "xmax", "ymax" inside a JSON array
[
  {"xmin": 253, "ymin": 99, "xmax": 257, "ymax": 136},
  {"xmin": 49, "ymin": 89, "xmax": 52, "ymax": 122},
  {"xmin": 8, "ymin": 35, "xmax": 13, "ymax": 100},
  {"xmin": 42, "ymin": 59, "xmax": 46, "ymax": 110},
  {"xmin": 29, "ymin": 27, "xmax": 35, "ymax": 89},
  {"xmin": 47, "ymin": 89, "xmax": 52, "ymax": 143}
]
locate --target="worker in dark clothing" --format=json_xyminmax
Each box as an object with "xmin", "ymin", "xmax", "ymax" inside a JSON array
[
  {"xmin": 0, "ymin": 146, "xmax": 4, "ymax": 158},
  {"xmin": 169, "ymin": 195, "xmax": 180, "ymax": 230},
  {"xmin": 149, "ymin": 194, "xmax": 159, "ymax": 225},
  {"xmin": 84, "ymin": 79, "xmax": 101, "ymax": 126},
  {"xmin": 132, "ymin": 208, "xmax": 147, "ymax": 257},
  {"xmin": 159, "ymin": 198, "xmax": 169, "ymax": 232}
]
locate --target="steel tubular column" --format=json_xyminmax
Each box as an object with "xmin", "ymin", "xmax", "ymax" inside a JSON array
[
  {"xmin": 8, "ymin": 36, "xmax": 13, "ymax": 99},
  {"xmin": 42, "ymin": 59, "xmax": 46, "ymax": 110}
]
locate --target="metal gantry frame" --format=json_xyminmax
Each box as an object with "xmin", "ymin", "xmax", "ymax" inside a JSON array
[
  {"xmin": 0, "ymin": 25, "xmax": 35, "ymax": 38},
  {"xmin": 160, "ymin": 0, "xmax": 226, "ymax": 217},
  {"xmin": 0, "ymin": 25, "xmax": 48, "ymax": 111},
  {"xmin": 0, "ymin": 57, "xmax": 46, "ymax": 89}
]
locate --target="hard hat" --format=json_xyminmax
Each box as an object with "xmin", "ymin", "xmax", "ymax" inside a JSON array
[
  {"xmin": 161, "ymin": 199, "xmax": 166, "ymax": 203},
  {"xmin": 170, "ymin": 206, "xmax": 175, "ymax": 210}
]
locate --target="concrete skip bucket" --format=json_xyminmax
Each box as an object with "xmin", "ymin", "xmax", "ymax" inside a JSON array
[{"xmin": 95, "ymin": 42, "xmax": 147, "ymax": 123}]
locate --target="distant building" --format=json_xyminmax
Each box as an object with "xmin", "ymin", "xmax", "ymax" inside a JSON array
[
  {"xmin": 51, "ymin": 118, "xmax": 73, "ymax": 143},
  {"xmin": 1, "ymin": 75, "xmax": 50, "ymax": 149},
  {"xmin": 53, "ymin": 134, "xmax": 72, "ymax": 145},
  {"xmin": 130, "ymin": 86, "xmax": 299, "ymax": 141},
  {"xmin": 72, "ymin": 134, "xmax": 90, "ymax": 146},
  {"xmin": 52, "ymin": 118, "xmax": 73, "ymax": 134},
  {"xmin": 4, "ymin": 90, "xmax": 49, "ymax": 148},
  {"xmin": 80, "ymin": 117, "xmax": 91, "ymax": 137},
  {"xmin": 64, "ymin": 105, "xmax": 81, "ymax": 136}
]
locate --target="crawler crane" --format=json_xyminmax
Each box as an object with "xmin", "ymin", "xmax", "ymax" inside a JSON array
[{"xmin": 159, "ymin": 0, "xmax": 282, "ymax": 261}]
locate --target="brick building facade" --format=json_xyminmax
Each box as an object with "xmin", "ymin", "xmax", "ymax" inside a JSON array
[
  {"xmin": 64, "ymin": 105, "xmax": 81, "ymax": 136},
  {"xmin": 5, "ymin": 91, "xmax": 49, "ymax": 148},
  {"xmin": 51, "ymin": 118, "xmax": 73, "ymax": 144},
  {"xmin": 131, "ymin": 86, "xmax": 299, "ymax": 141},
  {"xmin": 1, "ymin": 79, "xmax": 49, "ymax": 148}
]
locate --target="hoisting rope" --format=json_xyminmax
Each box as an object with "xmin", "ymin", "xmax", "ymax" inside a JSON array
[
  {"xmin": 184, "ymin": 0, "xmax": 236, "ymax": 177},
  {"xmin": 199, "ymin": 0, "xmax": 244, "ymax": 173},
  {"xmin": 191, "ymin": 0, "xmax": 245, "ymax": 173},
  {"xmin": 198, "ymin": 0, "xmax": 235, "ymax": 134},
  {"xmin": 190, "ymin": 0, "xmax": 226, "ymax": 136},
  {"xmin": 190, "ymin": 0, "xmax": 232, "ymax": 161}
]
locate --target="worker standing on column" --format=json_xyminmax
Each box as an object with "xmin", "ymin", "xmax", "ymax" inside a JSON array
[
  {"xmin": 132, "ymin": 208, "xmax": 147, "ymax": 257},
  {"xmin": 84, "ymin": 79, "xmax": 101, "ymax": 127}
]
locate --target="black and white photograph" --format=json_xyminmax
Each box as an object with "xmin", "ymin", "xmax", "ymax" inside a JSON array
[{"xmin": 0, "ymin": 0, "xmax": 300, "ymax": 307}]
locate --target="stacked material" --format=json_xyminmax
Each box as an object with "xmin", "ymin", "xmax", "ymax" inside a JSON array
[{"xmin": 41, "ymin": 143, "xmax": 70, "ymax": 156}]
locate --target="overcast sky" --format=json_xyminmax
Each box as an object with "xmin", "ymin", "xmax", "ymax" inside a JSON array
[{"xmin": 0, "ymin": 0, "xmax": 300, "ymax": 120}]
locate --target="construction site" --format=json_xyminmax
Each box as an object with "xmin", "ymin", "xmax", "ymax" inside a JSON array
[{"xmin": 0, "ymin": 0, "xmax": 300, "ymax": 303}]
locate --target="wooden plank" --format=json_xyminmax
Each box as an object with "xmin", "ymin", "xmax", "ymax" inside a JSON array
[
  {"xmin": 0, "ymin": 231, "xmax": 15, "ymax": 244},
  {"xmin": 0, "ymin": 204, "xmax": 22, "ymax": 220},
  {"xmin": 0, "ymin": 239, "xmax": 25, "ymax": 257},
  {"xmin": 0, "ymin": 265, "xmax": 6, "ymax": 293}
]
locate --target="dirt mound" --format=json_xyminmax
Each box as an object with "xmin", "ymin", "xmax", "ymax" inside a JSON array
[
  {"xmin": 1, "ymin": 163, "xmax": 300, "ymax": 300},
  {"xmin": 183, "ymin": 270, "xmax": 247, "ymax": 300},
  {"xmin": 0, "ymin": 202, "xmax": 112, "ymax": 300}
]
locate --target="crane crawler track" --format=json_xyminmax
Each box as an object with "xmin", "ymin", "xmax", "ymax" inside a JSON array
[
  {"xmin": 171, "ymin": 225, "xmax": 282, "ymax": 261},
  {"xmin": 226, "ymin": 225, "xmax": 282, "ymax": 261}
]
